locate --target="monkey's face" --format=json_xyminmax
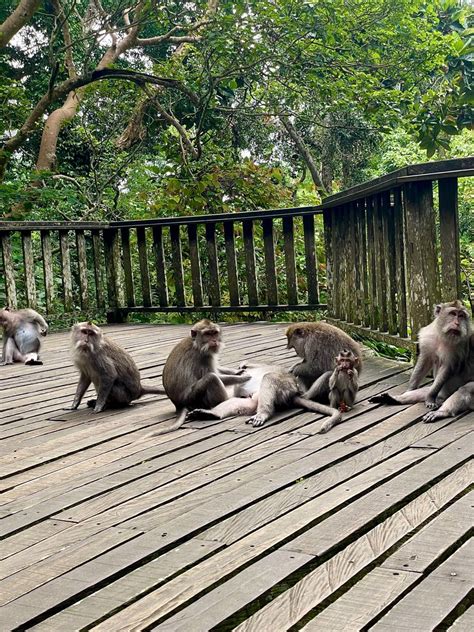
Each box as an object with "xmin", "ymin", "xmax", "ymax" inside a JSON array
[
  {"xmin": 436, "ymin": 305, "xmax": 470, "ymax": 339},
  {"xmin": 286, "ymin": 328, "xmax": 305, "ymax": 357},
  {"xmin": 192, "ymin": 325, "xmax": 222, "ymax": 355},
  {"xmin": 336, "ymin": 350, "xmax": 357, "ymax": 371},
  {"xmin": 73, "ymin": 322, "xmax": 101, "ymax": 352}
]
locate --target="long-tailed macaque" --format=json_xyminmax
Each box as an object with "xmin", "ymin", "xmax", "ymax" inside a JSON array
[
  {"xmin": 329, "ymin": 350, "xmax": 359, "ymax": 412},
  {"xmin": 187, "ymin": 362, "xmax": 342, "ymax": 432},
  {"xmin": 67, "ymin": 322, "xmax": 165, "ymax": 413},
  {"xmin": 0, "ymin": 307, "xmax": 48, "ymax": 365},
  {"xmin": 156, "ymin": 319, "xmax": 251, "ymax": 433},
  {"xmin": 286, "ymin": 322, "xmax": 362, "ymax": 409},
  {"xmin": 370, "ymin": 301, "xmax": 474, "ymax": 423}
]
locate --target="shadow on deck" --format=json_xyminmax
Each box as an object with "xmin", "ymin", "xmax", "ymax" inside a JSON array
[{"xmin": 0, "ymin": 323, "xmax": 472, "ymax": 631}]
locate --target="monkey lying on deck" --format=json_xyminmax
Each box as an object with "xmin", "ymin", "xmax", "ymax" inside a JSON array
[
  {"xmin": 370, "ymin": 301, "xmax": 474, "ymax": 422},
  {"xmin": 0, "ymin": 307, "xmax": 48, "ymax": 365},
  {"xmin": 66, "ymin": 322, "xmax": 165, "ymax": 413},
  {"xmin": 187, "ymin": 362, "xmax": 342, "ymax": 432}
]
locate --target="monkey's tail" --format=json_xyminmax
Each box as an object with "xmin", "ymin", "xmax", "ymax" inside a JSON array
[
  {"xmin": 150, "ymin": 408, "xmax": 188, "ymax": 435},
  {"xmin": 293, "ymin": 396, "xmax": 342, "ymax": 434},
  {"xmin": 140, "ymin": 384, "xmax": 167, "ymax": 396}
]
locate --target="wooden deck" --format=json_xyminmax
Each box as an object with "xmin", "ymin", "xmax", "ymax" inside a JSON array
[{"xmin": 0, "ymin": 323, "xmax": 472, "ymax": 631}]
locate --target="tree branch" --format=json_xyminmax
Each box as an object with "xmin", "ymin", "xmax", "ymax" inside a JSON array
[{"xmin": 0, "ymin": 0, "xmax": 41, "ymax": 49}]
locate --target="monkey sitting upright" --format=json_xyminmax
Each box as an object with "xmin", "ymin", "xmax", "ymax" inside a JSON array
[
  {"xmin": 67, "ymin": 322, "xmax": 165, "ymax": 413},
  {"xmin": 329, "ymin": 350, "xmax": 359, "ymax": 413},
  {"xmin": 156, "ymin": 319, "xmax": 251, "ymax": 433},
  {"xmin": 0, "ymin": 307, "xmax": 48, "ymax": 366},
  {"xmin": 286, "ymin": 321, "xmax": 362, "ymax": 407},
  {"xmin": 370, "ymin": 300, "xmax": 474, "ymax": 423}
]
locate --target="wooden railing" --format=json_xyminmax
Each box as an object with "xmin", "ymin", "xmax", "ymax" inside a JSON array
[{"xmin": 0, "ymin": 157, "xmax": 472, "ymax": 351}]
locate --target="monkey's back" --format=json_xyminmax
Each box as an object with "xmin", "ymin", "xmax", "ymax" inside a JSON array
[
  {"xmin": 303, "ymin": 322, "xmax": 362, "ymax": 371},
  {"xmin": 163, "ymin": 337, "xmax": 214, "ymax": 406}
]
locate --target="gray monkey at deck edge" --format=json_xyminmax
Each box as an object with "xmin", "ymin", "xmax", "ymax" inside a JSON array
[
  {"xmin": 0, "ymin": 307, "xmax": 48, "ymax": 365},
  {"xmin": 66, "ymin": 322, "xmax": 165, "ymax": 413},
  {"xmin": 154, "ymin": 319, "xmax": 251, "ymax": 434},
  {"xmin": 370, "ymin": 300, "xmax": 474, "ymax": 422}
]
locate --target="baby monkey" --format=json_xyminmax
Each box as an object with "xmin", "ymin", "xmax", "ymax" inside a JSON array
[{"xmin": 329, "ymin": 349, "xmax": 359, "ymax": 412}]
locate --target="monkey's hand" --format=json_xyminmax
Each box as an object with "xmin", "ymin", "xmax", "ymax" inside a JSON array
[
  {"xmin": 246, "ymin": 413, "xmax": 267, "ymax": 427},
  {"xmin": 62, "ymin": 405, "xmax": 79, "ymax": 411},
  {"xmin": 422, "ymin": 410, "xmax": 448, "ymax": 423},
  {"xmin": 289, "ymin": 362, "xmax": 302, "ymax": 375},
  {"xmin": 425, "ymin": 397, "xmax": 440, "ymax": 410},
  {"xmin": 338, "ymin": 402, "xmax": 349, "ymax": 413},
  {"xmin": 369, "ymin": 393, "xmax": 400, "ymax": 405}
]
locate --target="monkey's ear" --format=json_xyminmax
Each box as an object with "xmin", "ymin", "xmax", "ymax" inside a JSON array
[
  {"xmin": 190, "ymin": 328, "xmax": 198, "ymax": 338},
  {"xmin": 434, "ymin": 304, "xmax": 442, "ymax": 317},
  {"xmin": 293, "ymin": 328, "xmax": 302, "ymax": 337}
]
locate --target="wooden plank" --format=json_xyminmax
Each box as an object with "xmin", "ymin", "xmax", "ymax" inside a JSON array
[
  {"xmin": 358, "ymin": 199, "xmax": 369, "ymax": 327},
  {"xmin": 59, "ymin": 230, "xmax": 73, "ymax": 312},
  {"xmin": 103, "ymin": 228, "xmax": 120, "ymax": 310},
  {"xmin": 40, "ymin": 230, "xmax": 54, "ymax": 314},
  {"xmin": 242, "ymin": 220, "xmax": 258, "ymax": 306},
  {"xmin": 223, "ymin": 221, "xmax": 240, "ymax": 306},
  {"xmin": 169, "ymin": 224, "xmax": 185, "ymax": 307},
  {"xmin": 346, "ymin": 203, "xmax": 357, "ymax": 323},
  {"xmin": 22, "ymin": 230, "xmax": 37, "ymax": 308},
  {"xmin": 366, "ymin": 196, "xmax": 377, "ymax": 330},
  {"xmin": 262, "ymin": 218, "xmax": 278, "ymax": 306},
  {"xmin": 332, "ymin": 208, "xmax": 342, "ymax": 319},
  {"xmin": 373, "ymin": 194, "xmax": 387, "ymax": 331},
  {"xmin": 450, "ymin": 606, "xmax": 474, "ymax": 631},
  {"xmin": 283, "ymin": 216, "xmax": 298, "ymax": 305},
  {"xmin": 136, "ymin": 227, "xmax": 151, "ymax": 307},
  {"xmin": 393, "ymin": 187, "xmax": 408, "ymax": 337},
  {"xmin": 382, "ymin": 191, "xmax": 397, "ymax": 334},
  {"xmin": 120, "ymin": 227, "xmax": 135, "ymax": 307},
  {"xmin": 404, "ymin": 180, "xmax": 440, "ymax": 337},
  {"xmin": 91, "ymin": 230, "xmax": 105, "ymax": 310},
  {"xmin": 205, "ymin": 222, "xmax": 221, "ymax": 307},
  {"xmin": 1, "ymin": 231, "xmax": 18, "ymax": 308},
  {"xmin": 372, "ymin": 540, "xmax": 473, "ymax": 631},
  {"xmin": 152, "ymin": 226, "xmax": 168, "ymax": 307},
  {"xmin": 187, "ymin": 224, "xmax": 203, "ymax": 307},
  {"xmin": 439, "ymin": 177, "xmax": 461, "ymax": 301},
  {"xmin": 305, "ymin": 491, "xmax": 473, "ymax": 630},
  {"xmin": 303, "ymin": 214, "xmax": 319, "ymax": 305},
  {"xmin": 76, "ymin": 229, "xmax": 89, "ymax": 310}
]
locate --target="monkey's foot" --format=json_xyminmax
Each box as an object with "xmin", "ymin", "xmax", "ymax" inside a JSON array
[
  {"xmin": 25, "ymin": 359, "xmax": 43, "ymax": 366},
  {"xmin": 0, "ymin": 361, "xmax": 13, "ymax": 366},
  {"xmin": 87, "ymin": 399, "xmax": 97, "ymax": 409},
  {"xmin": 186, "ymin": 409, "xmax": 220, "ymax": 421},
  {"xmin": 369, "ymin": 393, "xmax": 400, "ymax": 405},
  {"xmin": 423, "ymin": 410, "xmax": 448, "ymax": 423}
]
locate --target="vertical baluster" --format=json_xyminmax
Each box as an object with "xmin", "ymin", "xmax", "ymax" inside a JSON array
[
  {"xmin": 347, "ymin": 203, "xmax": 358, "ymax": 323},
  {"xmin": 332, "ymin": 208, "xmax": 342, "ymax": 319},
  {"xmin": 404, "ymin": 181, "xmax": 440, "ymax": 337},
  {"xmin": 262, "ymin": 218, "xmax": 278, "ymax": 306},
  {"xmin": 170, "ymin": 224, "xmax": 186, "ymax": 307},
  {"xmin": 382, "ymin": 192, "xmax": 398, "ymax": 335},
  {"xmin": 374, "ymin": 194, "xmax": 388, "ymax": 330},
  {"xmin": 76, "ymin": 230, "xmax": 89, "ymax": 310},
  {"xmin": 323, "ymin": 209, "xmax": 334, "ymax": 315},
  {"xmin": 205, "ymin": 223, "xmax": 221, "ymax": 308},
  {"xmin": 22, "ymin": 230, "xmax": 36, "ymax": 308},
  {"xmin": 91, "ymin": 230, "xmax": 105, "ymax": 310},
  {"xmin": 359, "ymin": 200, "xmax": 369, "ymax": 327},
  {"xmin": 136, "ymin": 227, "xmax": 151, "ymax": 307},
  {"xmin": 353, "ymin": 200, "xmax": 364, "ymax": 325},
  {"xmin": 187, "ymin": 224, "xmax": 203, "ymax": 308},
  {"xmin": 393, "ymin": 188, "xmax": 408, "ymax": 337},
  {"xmin": 120, "ymin": 227, "xmax": 135, "ymax": 307},
  {"xmin": 243, "ymin": 220, "xmax": 258, "ymax": 306},
  {"xmin": 1, "ymin": 232, "xmax": 18, "ymax": 308},
  {"xmin": 303, "ymin": 214, "xmax": 319, "ymax": 305},
  {"xmin": 439, "ymin": 177, "xmax": 461, "ymax": 301},
  {"xmin": 223, "ymin": 221, "xmax": 240, "ymax": 306},
  {"xmin": 152, "ymin": 226, "xmax": 168, "ymax": 307},
  {"xmin": 59, "ymin": 230, "xmax": 73, "ymax": 312},
  {"xmin": 103, "ymin": 228, "xmax": 120, "ymax": 311},
  {"xmin": 366, "ymin": 196, "xmax": 377, "ymax": 330},
  {"xmin": 283, "ymin": 216, "xmax": 297, "ymax": 306},
  {"xmin": 41, "ymin": 230, "xmax": 54, "ymax": 314}
]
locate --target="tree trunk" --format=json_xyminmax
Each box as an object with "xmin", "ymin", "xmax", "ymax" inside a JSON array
[
  {"xmin": 280, "ymin": 116, "xmax": 328, "ymax": 196},
  {"xmin": 0, "ymin": 0, "xmax": 41, "ymax": 48}
]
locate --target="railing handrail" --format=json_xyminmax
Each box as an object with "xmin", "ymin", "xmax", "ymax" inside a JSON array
[{"xmin": 321, "ymin": 156, "xmax": 474, "ymax": 209}]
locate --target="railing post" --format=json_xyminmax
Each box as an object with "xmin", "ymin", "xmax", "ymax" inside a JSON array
[
  {"xmin": 439, "ymin": 177, "xmax": 461, "ymax": 301},
  {"xmin": 103, "ymin": 228, "xmax": 122, "ymax": 321},
  {"xmin": 303, "ymin": 214, "xmax": 319, "ymax": 305},
  {"xmin": 120, "ymin": 227, "xmax": 135, "ymax": 307},
  {"xmin": 223, "ymin": 221, "xmax": 240, "ymax": 307},
  {"xmin": 1, "ymin": 232, "xmax": 18, "ymax": 308},
  {"xmin": 323, "ymin": 208, "xmax": 334, "ymax": 316},
  {"xmin": 22, "ymin": 230, "xmax": 37, "ymax": 309},
  {"xmin": 205, "ymin": 223, "xmax": 221, "ymax": 307},
  {"xmin": 59, "ymin": 230, "xmax": 73, "ymax": 312},
  {"xmin": 187, "ymin": 224, "xmax": 204, "ymax": 308},
  {"xmin": 41, "ymin": 230, "xmax": 54, "ymax": 314},
  {"xmin": 403, "ymin": 181, "xmax": 440, "ymax": 337},
  {"xmin": 243, "ymin": 220, "xmax": 258, "ymax": 306}
]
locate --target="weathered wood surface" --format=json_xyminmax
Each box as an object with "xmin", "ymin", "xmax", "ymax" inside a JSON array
[{"xmin": 0, "ymin": 323, "xmax": 472, "ymax": 631}]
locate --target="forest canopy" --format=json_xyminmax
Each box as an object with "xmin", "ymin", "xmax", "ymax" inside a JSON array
[{"xmin": 0, "ymin": 0, "xmax": 473, "ymax": 221}]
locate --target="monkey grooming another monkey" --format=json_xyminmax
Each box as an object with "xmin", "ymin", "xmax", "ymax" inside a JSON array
[
  {"xmin": 156, "ymin": 319, "xmax": 251, "ymax": 434},
  {"xmin": 187, "ymin": 362, "xmax": 342, "ymax": 432},
  {"xmin": 286, "ymin": 322, "xmax": 362, "ymax": 410},
  {"xmin": 0, "ymin": 307, "xmax": 48, "ymax": 365},
  {"xmin": 370, "ymin": 300, "xmax": 474, "ymax": 423},
  {"xmin": 67, "ymin": 322, "xmax": 165, "ymax": 413},
  {"xmin": 329, "ymin": 350, "xmax": 359, "ymax": 413}
]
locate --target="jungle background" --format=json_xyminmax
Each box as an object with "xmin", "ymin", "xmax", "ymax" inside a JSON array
[{"xmin": 0, "ymin": 0, "xmax": 473, "ymax": 337}]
